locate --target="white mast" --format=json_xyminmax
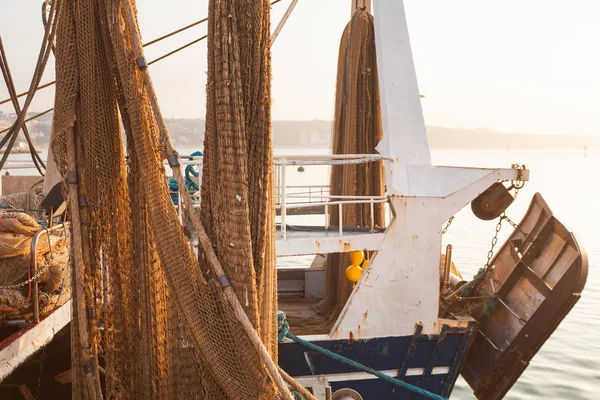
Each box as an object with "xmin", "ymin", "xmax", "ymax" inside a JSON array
[{"xmin": 330, "ymin": 0, "xmax": 528, "ymax": 338}]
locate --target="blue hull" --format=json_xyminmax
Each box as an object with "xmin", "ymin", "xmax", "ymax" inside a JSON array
[{"xmin": 279, "ymin": 323, "xmax": 476, "ymax": 399}]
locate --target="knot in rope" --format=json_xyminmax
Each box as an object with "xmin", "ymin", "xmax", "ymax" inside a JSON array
[
  {"xmin": 277, "ymin": 311, "xmax": 289, "ymax": 342},
  {"xmin": 184, "ymin": 151, "xmax": 203, "ymax": 191}
]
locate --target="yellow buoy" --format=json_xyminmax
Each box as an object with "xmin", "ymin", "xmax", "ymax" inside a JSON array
[
  {"xmin": 345, "ymin": 264, "xmax": 363, "ymax": 282},
  {"xmin": 362, "ymin": 259, "xmax": 370, "ymax": 269},
  {"xmin": 349, "ymin": 250, "xmax": 364, "ymax": 266}
]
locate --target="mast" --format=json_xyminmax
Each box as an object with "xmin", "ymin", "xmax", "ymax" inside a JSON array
[{"xmin": 331, "ymin": 0, "xmax": 529, "ymax": 338}]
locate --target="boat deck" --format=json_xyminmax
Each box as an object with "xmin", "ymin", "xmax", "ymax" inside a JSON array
[{"xmin": 276, "ymin": 225, "xmax": 386, "ymax": 256}]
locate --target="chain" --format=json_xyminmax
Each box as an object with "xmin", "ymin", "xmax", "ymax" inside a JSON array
[
  {"xmin": 0, "ymin": 258, "xmax": 53, "ymax": 290},
  {"xmin": 502, "ymin": 214, "xmax": 529, "ymax": 238},
  {"xmin": 441, "ymin": 216, "xmax": 454, "ymax": 235},
  {"xmin": 0, "ymin": 228, "xmax": 55, "ymax": 290},
  {"xmin": 483, "ymin": 214, "xmax": 504, "ymax": 271},
  {"xmin": 509, "ymin": 163, "xmax": 526, "ymax": 200}
]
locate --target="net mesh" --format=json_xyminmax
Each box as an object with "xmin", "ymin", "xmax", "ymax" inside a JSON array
[
  {"xmin": 50, "ymin": 0, "xmax": 280, "ymax": 398},
  {"xmin": 314, "ymin": 9, "xmax": 385, "ymax": 323}
]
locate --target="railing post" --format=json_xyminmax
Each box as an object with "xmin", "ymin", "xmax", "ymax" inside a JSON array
[
  {"xmin": 370, "ymin": 199, "xmax": 375, "ymax": 232},
  {"xmin": 338, "ymin": 203, "xmax": 343, "ymax": 236},
  {"xmin": 281, "ymin": 159, "xmax": 287, "ymax": 240},
  {"xmin": 31, "ymin": 245, "xmax": 39, "ymax": 323},
  {"xmin": 324, "ymin": 195, "xmax": 329, "ymax": 230}
]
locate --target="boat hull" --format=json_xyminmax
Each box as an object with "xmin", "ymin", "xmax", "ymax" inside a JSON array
[{"xmin": 279, "ymin": 322, "xmax": 476, "ymax": 399}]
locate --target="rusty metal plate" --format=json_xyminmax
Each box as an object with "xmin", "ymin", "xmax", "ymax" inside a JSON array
[{"xmin": 461, "ymin": 193, "xmax": 588, "ymax": 399}]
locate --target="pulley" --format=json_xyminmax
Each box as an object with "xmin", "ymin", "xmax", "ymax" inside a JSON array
[
  {"xmin": 332, "ymin": 388, "xmax": 363, "ymax": 400},
  {"xmin": 471, "ymin": 182, "xmax": 514, "ymax": 220}
]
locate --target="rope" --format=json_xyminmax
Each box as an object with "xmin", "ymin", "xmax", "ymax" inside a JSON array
[
  {"xmin": 0, "ymin": 0, "xmax": 61, "ymax": 174},
  {"xmin": 277, "ymin": 312, "xmax": 448, "ymax": 400},
  {"xmin": 0, "ymin": 36, "xmax": 47, "ymax": 175},
  {"xmin": 0, "ymin": 81, "xmax": 55, "ymax": 106},
  {"xmin": 291, "ymin": 391, "xmax": 306, "ymax": 400},
  {"xmin": 184, "ymin": 151, "xmax": 203, "ymax": 191},
  {"xmin": 0, "ymin": 0, "xmax": 286, "ymax": 106},
  {"xmin": 0, "ymin": 109, "xmax": 54, "ymax": 135},
  {"xmin": 168, "ymin": 151, "xmax": 203, "ymax": 205},
  {"xmin": 148, "ymin": 35, "xmax": 207, "ymax": 66},
  {"xmin": 143, "ymin": 18, "xmax": 208, "ymax": 47}
]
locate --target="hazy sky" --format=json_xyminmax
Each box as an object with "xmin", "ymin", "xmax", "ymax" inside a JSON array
[{"xmin": 1, "ymin": 0, "xmax": 599, "ymax": 136}]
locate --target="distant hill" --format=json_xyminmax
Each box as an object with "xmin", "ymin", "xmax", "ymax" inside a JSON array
[
  {"xmin": 1, "ymin": 112, "xmax": 598, "ymax": 150},
  {"xmin": 161, "ymin": 118, "xmax": 599, "ymax": 150}
]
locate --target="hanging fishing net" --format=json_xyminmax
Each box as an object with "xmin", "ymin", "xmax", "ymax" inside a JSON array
[
  {"xmin": 313, "ymin": 9, "xmax": 385, "ymax": 324},
  {"xmin": 49, "ymin": 0, "xmax": 287, "ymax": 398}
]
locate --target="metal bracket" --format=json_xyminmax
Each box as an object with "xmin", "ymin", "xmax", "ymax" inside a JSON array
[
  {"xmin": 87, "ymin": 307, "xmax": 94, "ymax": 321},
  {"xmin": 167, "ymin": 154, "xmax": 180, "ymax": 168},
  {"xmin": 136, "ymin": 56, "xmax": 148, "ymax": 69},
  {"xmin": 82, "ymin": 360, "xmax": 93, "ymax": 374},
  {"xmin": 217, "ymin": 275, "xmax": 231, "ymax": 288},
  {"xmin": 66, "ymin": 172, "xmax": 78, "ymax": 185}
]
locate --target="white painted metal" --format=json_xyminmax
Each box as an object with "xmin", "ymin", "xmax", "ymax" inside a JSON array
[
  {"xmin": 294, "ymin": 366, "xmax": 450, "ymax": 387},
  {"xmin": 281, "ymin": 158, "xmax": 287, "ymax": 240},
  {"xmin": 372, "ymin": 0, "xmax": 431, "ymax": 170},
  {"xmin": 0, "ymin": 300, "xmax": 72, "ymax": 381},
  {"xmin": 276, "ymin": 232, "xmax": 384, "ymax": 257},
  {"xmin": 329, "ymin": 0, "xmax": 530, "ymax": 338}
]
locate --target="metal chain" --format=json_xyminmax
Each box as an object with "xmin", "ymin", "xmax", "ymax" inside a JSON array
[
  {"xmin": 0, "ymin": 258, "xmax": 53, "ymax": 290},
  {"xmin": 509, "ymin": 163, "xmax": 526, "ymax": 200},
  {"xmin": 0, "ymin": 228, "xmax": 55, "ymax": 290},
  {"xmin": 483, "ymin": 214, "xmax": 504, "ymax": 271},
  {"xmin": 503, "ymin": 214, "xmax": 529, "ymax": 238},
  {"xmin": 441, "ymin": 216, "xmax": 454, "ymax": 235}
]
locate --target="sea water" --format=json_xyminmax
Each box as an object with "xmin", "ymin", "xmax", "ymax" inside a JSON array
[{"xmin": 4, "ymin": 147, "xmax": 598, "ymax": 399}]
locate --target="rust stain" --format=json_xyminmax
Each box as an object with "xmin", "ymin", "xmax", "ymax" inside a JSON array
[
  {"xmin": 343, "ymin": 242, "xmax": 351, "ymax": 251},
  {"xmin": 380, "ymin": 343, "xmax": 389, "ymax": 356},
  {"xmin": 349, "ymin": 331, "xmax": 355, "ymax": 343},
  {"xmin": 363, "ymin": 311, "xmax": 368, "ymax": 321}
]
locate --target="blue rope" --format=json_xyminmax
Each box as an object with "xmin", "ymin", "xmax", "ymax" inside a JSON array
[
  {"xmin": 290, "ymin": 391, "xmax": 305, "ymax": 400},
  {"xmin": 184, "ymin": 151, "xmax": 203, "ymax": 191},
  {"xmin": 168, "ymin": 177, "xmax": 180, "ymax": 205},
  {"xmin": 168, "ymin": 151, "xmax": 203, "ymax": 205},
  {"xmin": 277, "ymin": 312, "xmax": 447, "ymax": 400}
]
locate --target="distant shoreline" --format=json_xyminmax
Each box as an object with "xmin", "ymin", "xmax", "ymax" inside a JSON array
[{"xmin": 1, "ymin": 113, "xmax": 598, "ymax": 151}]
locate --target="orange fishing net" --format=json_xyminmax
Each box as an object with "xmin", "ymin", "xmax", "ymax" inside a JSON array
[{"xmin": 50, "ymin": 0, "xmax": 283, "ymax": 398}]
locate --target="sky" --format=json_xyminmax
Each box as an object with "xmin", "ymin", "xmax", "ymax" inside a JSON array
[{"xmin": 0, "ymin": 0, "xmax": 599, "ymax": 136}]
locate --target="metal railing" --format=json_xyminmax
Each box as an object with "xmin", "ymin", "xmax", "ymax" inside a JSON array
[
  {"xmin": 4, "ymin": 155, "xmax": 391, "ymax": 242},
  {"xmin": 30, "ymin": 222, "xmax": 69, "ymax": 323},
  {"xmin": 274, "ymin": 155, "xmax": 390, "ymax": 241}
]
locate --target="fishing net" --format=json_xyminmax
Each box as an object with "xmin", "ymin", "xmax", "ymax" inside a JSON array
[
  {"xmin": 314, "ymin": 9, "xmax": 385, "ymax": 323},
  {"xmin": 49, "ymin": 0, "xmax": 284, "ymax": 398},
  {"xmin": 0, "ymin": 188, "xmax": 44, "ymax": 213}
]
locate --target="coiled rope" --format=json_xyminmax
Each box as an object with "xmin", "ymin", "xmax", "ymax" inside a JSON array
[
  {"xmin": 277, "ymin": 312, "xmax": 448, "ymax": 400},
  {"xmin": 168, "ymin": 151, "xmax": 203, "ymax": 205}
]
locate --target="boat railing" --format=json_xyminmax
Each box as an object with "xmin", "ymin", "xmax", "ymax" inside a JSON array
[
  {"xmin": 274, "ymin": 154, "xmax": 390, "ymax": 245},
  {"xmin": 30, "ymin": 222, "xmax": 70, "ymax": 323},
  {"xmin": 2, "ymin": 155, "xmax": 391, "ymax": 245}
]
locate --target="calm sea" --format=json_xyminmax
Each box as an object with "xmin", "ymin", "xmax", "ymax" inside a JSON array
[{"xmin": 4, "ymin": 147, "xmax": 598, "ymax": 399}]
